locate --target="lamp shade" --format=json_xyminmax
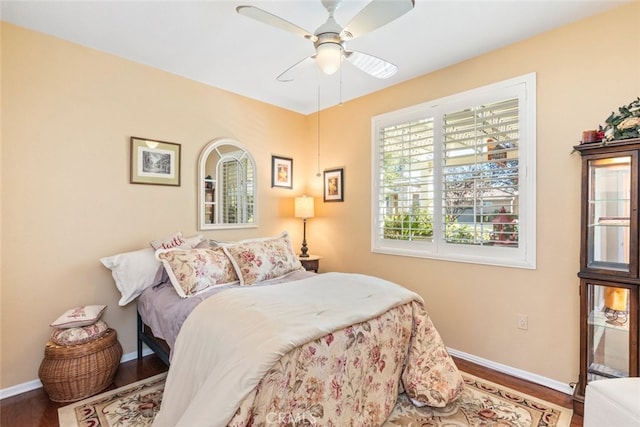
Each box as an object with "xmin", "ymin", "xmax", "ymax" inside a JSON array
[
  {"xmin": 316, "ymin": 42, "xmax": 342, "ymax": 75},
  {"xmin": 294, "ymin": 196, "xmax": 315, "ymax": 219}
]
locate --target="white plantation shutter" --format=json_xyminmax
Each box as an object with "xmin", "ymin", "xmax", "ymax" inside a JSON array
[
  {"xmin": 442, "ymin": 98, "xmax": 520, "ymax": 246},
  {"xmin": 372, "ymin": 74, "xmax": 536, "ymax": 269},
  {"xmin": 220, "ymin": 157, "xmax": 254, "ymax": 224},
  {"xmin": 376, "ymin": 118, "xmax": 435, "ymax": 242},
  {"xmin": 221, "ymin": 160, "xmax": 240, "ymax": 224},
  {"xmin": 245, "ymin": 161, "xmax": 255, "ymax": 223}
]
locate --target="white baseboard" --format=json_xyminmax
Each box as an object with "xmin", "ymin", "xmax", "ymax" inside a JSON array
[
  {"xmin": 0, "ymin": 379, "xmax": 44, "ymax": 401},
  {"xmin": 1, "ymin": 347, "xmax": 573, "ymax": 400},
  {"xmin": 448, "ymin": 347, "xmax": 575, "ymax": 395},
  {"xmin": 0, "ymin": 348, "xmax": 153, "ymax": 401}
]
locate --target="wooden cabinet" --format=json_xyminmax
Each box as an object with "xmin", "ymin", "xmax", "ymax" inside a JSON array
[{"xmin": 572, "ymin": 138, "xmax": 640, "ymax": 415}]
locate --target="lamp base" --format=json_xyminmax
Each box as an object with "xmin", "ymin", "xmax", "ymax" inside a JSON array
[
  {"xmin": 299, "ymin": 243, "xmax": 309, "ymax": 258},
  {"xmin": 300, "ymin": 218, "xmax": 310, "ymax": 258}
]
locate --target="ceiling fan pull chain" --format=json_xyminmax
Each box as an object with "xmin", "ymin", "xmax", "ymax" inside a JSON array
[
  {"xmin": 316, "ymin": 81, "xmax": 322, "ymax": 177},
  {"xmin": 339, "ymin": 64, "xmax": 343, "ymax": 106}
]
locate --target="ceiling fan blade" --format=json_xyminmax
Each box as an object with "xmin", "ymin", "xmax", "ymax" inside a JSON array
[
  {"xmin": 276, "ymin": 56, "xmax": 316, "ymax": 82},
  {"xmin": 345, "ymin": 50, "xmax": 397, "ymax": 79},
  {"xmin": 237, "ymin": 5, "xmax": 316, "ymax": 41},
  {"xmin": 341, "ymin": 0, "xmax": 415, "ymax": 40}
]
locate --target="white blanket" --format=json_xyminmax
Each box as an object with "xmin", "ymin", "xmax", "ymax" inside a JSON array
[{"xmin": 153, "ymin": 272, "xmax": 421, "ymax": 427}]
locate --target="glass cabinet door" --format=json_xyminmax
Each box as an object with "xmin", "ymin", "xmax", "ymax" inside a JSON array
[
  {"xmin": 585, "ymin": 281, "xmax": 632, "ymax": 384},
  {"xmin": 586, "ymin": 156, "xmax": 632, "ymax": 273}
]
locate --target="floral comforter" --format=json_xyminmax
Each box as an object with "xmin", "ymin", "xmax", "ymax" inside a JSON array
[{"xmin": 153, "ymin": 273, "xmax": 463, "ymax": 427}]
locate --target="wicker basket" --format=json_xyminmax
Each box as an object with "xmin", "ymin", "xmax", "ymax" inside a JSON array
[{"xmin": 38, "ymin": 328, "xmax": 122, "ymax": 402}]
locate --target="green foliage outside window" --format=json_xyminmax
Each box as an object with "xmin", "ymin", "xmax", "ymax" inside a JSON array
[
  {"xmin": 383, "ymin": 209, "xmax": 433, "ymax": 240},
  {"xmin": 444, "ymin": 219, "xmax": 486, "ymax": 244},
  {"xmin": 384, "ymin": 211, "xmax": 519, "ymax": 244}
]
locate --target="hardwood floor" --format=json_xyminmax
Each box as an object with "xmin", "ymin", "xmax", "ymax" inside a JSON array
[
  {"xmin": 0, "ymin": 355, "xmax": 169, "ymax": 427},
  {"xmin": 0, "ymin": 355, "xmax": 582, "ymax": 426}
]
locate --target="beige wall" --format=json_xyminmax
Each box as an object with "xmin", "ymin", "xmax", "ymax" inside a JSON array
[
  {"xmin": 2, "ymin": 1, "xmax": 639, "ymax": 391},
  {"xmin": 0, "ymin": 22, "xmax": 311, "ymax": 389},
  {"xmin": 301, "ymin": 2, "xmax": 640, "ymax": 386}
]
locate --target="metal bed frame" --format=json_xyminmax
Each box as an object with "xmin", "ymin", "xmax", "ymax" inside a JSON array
[{"xmin": 137, "ymin": 310, "xmax": 170, "ymax": 366}]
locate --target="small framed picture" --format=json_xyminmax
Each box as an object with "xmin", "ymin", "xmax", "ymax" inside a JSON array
[
  {"xmin": 323, "ymin": 168, "xmax": 344, "ymax": 202},
  {"xmin": 271, "ymin": 155, "xmax": 293, "ymax": 189},
  {"xmin": 130, "ymin": 137, "xmax": 181, "ymax": 186}
]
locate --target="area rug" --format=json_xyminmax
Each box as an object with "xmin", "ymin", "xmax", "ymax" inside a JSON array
[
  {"xmin": 58, "ymin": 371, "xmax": 572, "ymax": 427},
  {"xmin": 383, "ymin": 373, "xmax": 572, "ymax": 427}
]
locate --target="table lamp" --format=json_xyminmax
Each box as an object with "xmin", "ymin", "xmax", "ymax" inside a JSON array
[{"xmin": 294, "ymin": 195, "xmax": 315, "ymax": 257}]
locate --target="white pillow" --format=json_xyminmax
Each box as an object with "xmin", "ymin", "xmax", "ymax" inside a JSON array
[
  {"xmin": 190, "ymin": 235, "xmax": 210, "ymax": 248},
  {"xmin": 50, "ymin": 305, "xmax": 107, "ymax": 328},
  {"xmin": 100, "ymin": 248, "xmax": 166, "ymax": 306}
]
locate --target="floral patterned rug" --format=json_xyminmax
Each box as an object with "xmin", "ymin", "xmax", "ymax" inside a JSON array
[
  {"xmin": 383, "ymin": 373, "xmax": 572, "ymax": 427},
  {"xmin": 58, "ymin": 371, "xmax": 572, "ymax": 427},
  {"xmin": 58, "ymin": 372, "xmax": 166, "ymax": 427}
]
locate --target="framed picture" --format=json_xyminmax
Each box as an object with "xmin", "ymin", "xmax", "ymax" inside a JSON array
[
  {"xmin": 130, "ymin": 137, "xmax": 181, "ymax": 186},
  {"xmin": 323, "ymin": 168, "xmax": 344, "ymax": 202},
  {"xmin": 271, "ymin": 155, "xmax": 293, "ymax": 189}
]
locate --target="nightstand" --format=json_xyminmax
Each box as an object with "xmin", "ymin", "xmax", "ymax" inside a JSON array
[{"xmin": 299, "ymin": 255, "xmax": 320, "ymax": 273}]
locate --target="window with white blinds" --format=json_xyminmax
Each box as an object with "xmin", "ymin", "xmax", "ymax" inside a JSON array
[
  {"xmin": 372, "ymin": 74, "xmax": 536, "ymax": 269},
  {"xmin": 443, "ymin": 98, "xmax": 519, "ymax": 246},
  {"xmin": 378, "ymin": 117, "xmax": 435, "ymax": 242}
]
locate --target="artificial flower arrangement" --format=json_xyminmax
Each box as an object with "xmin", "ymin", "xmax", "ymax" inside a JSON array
[{"xmin": 598, "ymin": 97, "xmax": 640, "ymax": 143}]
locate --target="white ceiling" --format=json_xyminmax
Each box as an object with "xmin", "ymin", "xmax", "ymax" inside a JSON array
[{"xmin": 1, "ymin": 0, "xmax": 628, "ymax": 115}]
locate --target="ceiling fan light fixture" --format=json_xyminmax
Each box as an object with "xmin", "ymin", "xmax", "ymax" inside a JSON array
[
  {"xmin": 316, "ymin": 42, "xmax": 343, "ymax": 75},
  {"xmin": 237, "ymin": 0, "xmax": 415, "ymax": 81}
]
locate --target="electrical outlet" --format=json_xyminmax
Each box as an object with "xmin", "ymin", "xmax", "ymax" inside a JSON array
[{"xmin": 517, "ymin": 314, "xmax": 528, "ymax": 330}]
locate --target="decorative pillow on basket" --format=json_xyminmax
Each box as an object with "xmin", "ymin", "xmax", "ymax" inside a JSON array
[
  {"xmin": 50, "ymin": 305, "xmax": 107, "ymax": 328},
  {"xmin": 50, "ymin": 320, "xmax": 109, "ymax": 346},
  {"xmin": 222, "ymin": 231, "xmax": 303, "ymax": 286},
  {"xmin": 156, "ymin": 247, "xmax": 239, "ymax": 298}
]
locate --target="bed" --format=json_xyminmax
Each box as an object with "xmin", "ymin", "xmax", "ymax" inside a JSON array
[
  {"xmin": 103, "ymin": 232, "xmax": 464, "ymax": 427},
  {"xmin": 135, "ymin": 269, "xmax": 318, "ymax": 366}
]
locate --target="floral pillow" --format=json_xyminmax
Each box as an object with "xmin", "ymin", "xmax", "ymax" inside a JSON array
[
  {"xmin": 222, "ymin": 231, "xmax": 303, "ymax": 286},
  {"xmin": 156, "ymin": 247, "xmax": 239, "ymax": 298},
  {"xmin": 51, "ymin": 320, "xmax": 109, "ymax": 346}
]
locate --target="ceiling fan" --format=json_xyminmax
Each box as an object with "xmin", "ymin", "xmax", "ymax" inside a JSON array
[{"xmin": 236, "ymin": 0, "xmax": 415, "ymax": 82}]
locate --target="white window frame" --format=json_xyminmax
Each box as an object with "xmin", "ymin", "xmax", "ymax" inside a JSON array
[{"xmin": 371, "ymin": 73, "xmax": 536, "ymax": 269}]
